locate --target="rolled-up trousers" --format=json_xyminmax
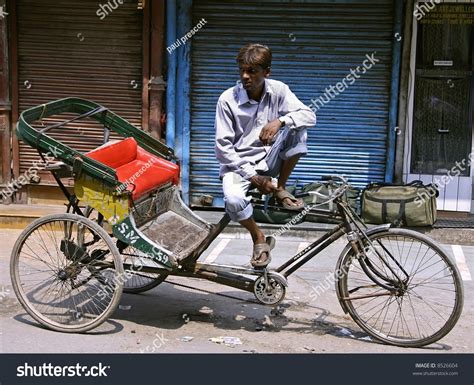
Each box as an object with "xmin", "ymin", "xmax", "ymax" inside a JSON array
[{"xmin": 222, "ymin": 127, "xmax": 307, "ymax": 222}]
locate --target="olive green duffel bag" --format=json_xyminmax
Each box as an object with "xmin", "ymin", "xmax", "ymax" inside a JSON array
[{"xmin": 361, "ymin": 181, "xmax": 438, "ymax": 227}]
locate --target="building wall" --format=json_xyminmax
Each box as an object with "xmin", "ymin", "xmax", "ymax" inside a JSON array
[
  {"xmin": 169, "ymin": 0, "xmax": 403, "ymax": 206},
  {"xmin": 0, "ymin": 0, "xmax": 166, "ymax": 205},
  {"xmin": 0, "ymin": 0, "xmax": 11, "ymax": 202},
  {"xmin": 401, "ymin": 0, "xmax": 474, "ymax": 212}
]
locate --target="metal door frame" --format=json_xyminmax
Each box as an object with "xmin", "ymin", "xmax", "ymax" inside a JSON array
[{"xmin": 404, "ymin": 1, "xmax": 474, "ymax": 212}]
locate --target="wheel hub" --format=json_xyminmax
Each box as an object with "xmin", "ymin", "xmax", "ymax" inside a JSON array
[
  {"xmin": 57, "ymin": 270, "xmax": 68, "ymax": 281},
  {"xmin": 253, "ymin": 272, "xmax": 287, "ymax": 305},
  {"xmin": 57, "ymin": 265, "xmax": 80, "ymax": 281}
]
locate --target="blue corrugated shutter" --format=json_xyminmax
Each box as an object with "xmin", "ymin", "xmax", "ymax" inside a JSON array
[{"xmin": 190, "ymin": 0, "xmax": 395, "ymax": 206}]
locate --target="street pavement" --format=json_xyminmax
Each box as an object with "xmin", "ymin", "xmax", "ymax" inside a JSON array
[{"xmin": 0, "ymin": 228, "xmax": 472, "ymax": 354}]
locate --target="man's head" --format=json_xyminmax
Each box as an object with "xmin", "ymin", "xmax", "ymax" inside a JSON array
[{"xmin": 236, "ymin": 44, "xmax": 271, "ymax": 92}]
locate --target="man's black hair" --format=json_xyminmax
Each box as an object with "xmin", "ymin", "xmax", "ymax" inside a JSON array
[{"xmin": 236, "ymin": 43, "xmax": 272, "ymax": 70}]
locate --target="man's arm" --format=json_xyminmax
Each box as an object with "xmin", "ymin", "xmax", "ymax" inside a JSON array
[
  {"xmin": 215, "ymin": 100, "xmax": 257, "ymax": 180},
  {"xmin": 278, "ymin": 84, "xmax": 316, "ymax": 130},
  {"xmin": 260, "ymin": 84, "xmax": 316, "ymax": 145}
]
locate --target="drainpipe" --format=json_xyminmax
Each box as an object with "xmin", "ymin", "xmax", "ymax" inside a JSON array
[
  {"xmin": 385, "ymin": 0, "xmax": 404, "ymax": 183},
  {"xmin": 0, "ymin": 0, "xmax": 12, "ymax": 203},
  {"xmin": 176, "ymin": 0, "xmax": 192, "ymax": 204},
  {"xmin": 394, "ymin": 0, "xmax": 415, "ymax": 183},
  {"xmin": 149, "ymin": 0, "xmax": 166, "ymax": 140},
  {"xmin": 165, "ymin": 0, "xmax": 177, "ymax": 149}
]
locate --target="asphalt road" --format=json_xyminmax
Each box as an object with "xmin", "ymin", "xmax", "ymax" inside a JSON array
[{"xmin": 0, "ymin": 228, "xmax": 472, "ymax": 354}]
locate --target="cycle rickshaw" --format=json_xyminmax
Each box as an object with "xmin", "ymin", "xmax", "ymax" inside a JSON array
[{"xmin": 10, "ymin": 98, "xmax": 464, "ymax": 347}]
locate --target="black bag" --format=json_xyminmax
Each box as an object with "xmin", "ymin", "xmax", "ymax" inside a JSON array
[
  {"xmin": 252, "ymin": 182, "xmax": 360, "ymax": 225},
  {"xmin": 252, "ymin": 185, "xmax": 304, "ymax": 225}
]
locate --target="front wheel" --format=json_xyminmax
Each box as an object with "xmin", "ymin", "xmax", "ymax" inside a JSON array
[{"xmin": 337, "ymin": 228, "xmax": 463, "ymax": 347}]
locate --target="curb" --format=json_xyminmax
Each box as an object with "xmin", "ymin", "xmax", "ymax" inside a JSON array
[
  {"xmin": 1, "ymin": 205, "xmax": 473, "ymax": 246},
  {"xmin": 220, "ymin": 223, "xmax": 474, "ymax": 246}
]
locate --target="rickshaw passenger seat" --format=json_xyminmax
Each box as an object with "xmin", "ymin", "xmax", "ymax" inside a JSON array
[{"xmin": 86, "ymin": 137, "xmax": 180, "ymax": 200}]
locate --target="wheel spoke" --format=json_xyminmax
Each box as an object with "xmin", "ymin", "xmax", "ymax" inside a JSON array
[
  {"xmin": 12, "ymin": 215, "xmax": 123, "ymax": 332},
  {"xmin": 341, "ymin": 230, "xmax": 462, "ymax": 347}
]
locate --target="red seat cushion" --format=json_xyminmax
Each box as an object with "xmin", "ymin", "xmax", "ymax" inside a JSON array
[
  {"xmin": 136, "ymin": 147, "xmax": 180, "ymax": 185},
  {"xmin": 86, "ymin": 137, "xmax": 137, "ymax": 169},
  {"xmin": 116, "ymin": 160, "xmax": 177, "ymax": 199},
  {"xmin": 85, "ymin": 137, "xmax": 180, "ymax": 200}
]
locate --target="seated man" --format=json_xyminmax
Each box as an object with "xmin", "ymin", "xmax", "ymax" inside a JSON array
[{"xmin": 215, "ymin": 43, "xmax": 316, "ymax": 268}]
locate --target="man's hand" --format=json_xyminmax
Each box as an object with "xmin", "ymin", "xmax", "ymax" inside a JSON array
[
  {"xmin": 259, "ymin": 119, "xmax": 282, "ymax": 146},
  {"xmin": 250, "ymin": 175, "xmax": 277, "ymax": 195}
]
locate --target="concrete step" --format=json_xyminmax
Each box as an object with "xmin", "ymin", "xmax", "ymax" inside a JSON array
[
  {"xmin": 0, "ymin": 204, "xmax": 66, "ymax": 229},
  {"xmin": 195, "ymin": 210, "xmax": 474, "ymax": 246}
]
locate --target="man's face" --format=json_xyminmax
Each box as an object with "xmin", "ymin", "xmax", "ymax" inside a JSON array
[{"xmin": 239, "ymin": 64, "xmax": 270, "ymax": 92}]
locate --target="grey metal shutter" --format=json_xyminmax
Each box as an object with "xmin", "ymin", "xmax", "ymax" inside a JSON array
[
  {"xmin": 190, "ymin": 0, "xmax": 394, "ymax": 206},
  {"xmin": 16, "ymin": 0, "xmax": 143, "ymax": 184}
]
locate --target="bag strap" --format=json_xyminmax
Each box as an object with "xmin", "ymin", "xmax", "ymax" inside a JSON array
[
  {"xmin": 367, "ymin": 180, "xmax": 424, "ymax": 189},
  {"xmin": 381, "ymin": 201, "xmax": 387, "ymax": 223},
  {"xmin": 380, "ymin": 200, "xmax": 406, "ymax": 227},
  {"xmin": 395, "ymin": 201, "xmax": 407, "ymax": 227}
]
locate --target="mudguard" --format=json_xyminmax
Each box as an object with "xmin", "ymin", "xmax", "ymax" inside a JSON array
[{"xmin": 334, "ymin": 224, "xmax": 391, "ymax": 314}]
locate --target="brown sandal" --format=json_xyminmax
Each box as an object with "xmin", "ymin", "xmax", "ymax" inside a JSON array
[
  {"xmin": 273, "ymin": 189, "xmax": 304, "ymax": 211},
  {"xmin": 251, "ymin": 236, "xmax": 276, "ymax": 268}
]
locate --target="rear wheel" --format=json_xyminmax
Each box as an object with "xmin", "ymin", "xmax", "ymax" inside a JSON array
[
  {"xmin": 83, "ymin": 206, "xmax": 167, "ymax": 294},
  {"xmin": 338, "ymin": 229, "xmax": 463, "ymax": 347},
  {"xmin": 118, "ymin": 243, "xmax": 167, "ymax": 294},
  {"xmin": 10, "ymin": 213, "xmax": 124, "ymax": 333}
]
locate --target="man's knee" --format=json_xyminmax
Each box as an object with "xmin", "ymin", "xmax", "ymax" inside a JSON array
[
  {"xmin": 222, "ymin": 172, "xmax": 252, "ymax": 220},
  {"xmin": 224, "ymin": 190, "xmax": 253, "ymax": 222},
  {"xmin": 281, "ymin": 128, "xmax": 307, "ymax": 159},
  {"xmin": 292, "ymin": 128, "xmax": 308, "ymax": 147},
  {"xmin": 225, "ymin": 191, "xmax": 248, "ymax": 213}
]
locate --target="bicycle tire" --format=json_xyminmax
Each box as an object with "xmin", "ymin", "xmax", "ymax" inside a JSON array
[
  {"xmin": 10, "ymin": 213, "xmax": 124, "ymax": 333},
  {"xmin": 337, "ymin": 228, "xmax": 463, "ymax": 347},
  {"xmin": 82, "ymin": 206, "xmax": 167, "ymax": 294},
  {"xmin": 120, "ymin": 244, "xmax": 167, "ymax": 294}
]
